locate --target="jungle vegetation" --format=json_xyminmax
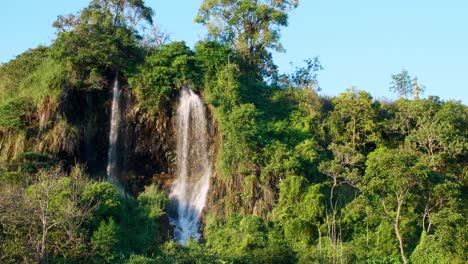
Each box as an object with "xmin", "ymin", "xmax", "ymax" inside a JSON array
[{"xmin": 0, "ymin": 0, "xmax": 466, "ymax": 263}]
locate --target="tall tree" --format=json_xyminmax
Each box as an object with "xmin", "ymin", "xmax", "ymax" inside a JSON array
[
  {"xmin": 195, "ymin": 0, "xmax": 299, "ymax": 71},
  {"xmin": 389, "ymin": 69, "xmax": 425, "ymax": 99},
  {"xmin": 281, "ymin": 57, "xmax": 323, "ymax": 91},
  {"xmin": 0, "ymin": 184, "xmax": 36, "ymax": 263},
  {"xmin": 393, "ymin": 97, "xmax": 468, "ymax": 176},
  {"xmin": 54, "ymin": 0, "xmax": 154, "ymax": 32},
  {"xmin": 329, "ymin": 88, "xmax": 380, "ymax": 153},
  {"xmin": 26, "ymin": 168, "xmax": 97, "ymax": 263},
  {"xmin": 52, "ymin": 0, "xmax": 155, "ymax": 88},
  {"xmin": 363, "ymin": 148, "xmax": 430, "ymax": 264},
  {"xmin": 319, "ymin": 144, "xmax": 363, "ymax": 244},
  {"xmin": 389, "ymin": 69, "xmax": 412, "ymax": 98}
]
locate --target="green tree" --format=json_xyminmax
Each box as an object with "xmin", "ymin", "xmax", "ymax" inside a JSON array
[
  {"xmin": 120, "ymin": 184, "xmax": 167, "ymax": 254},
  {"xmin": 195, "ymin": 0, "xmax": 299, "ymax": 71},
  {"xmin": 329, "ymin": 88, "xmax": 380, "ymax": 153},
  {"xmin": 83, "ymin": 181, "xmax": 122, "ymax": 227},
  {"xmin": 27, "ymin": 171, "xmax": 69, "ymax": 263},
  {"xmin": 318, "ymin": 144, "xmax": 363, "ymax": 244},
  {"xmin": 91, "ymin": 217, "xmax": 120, "ymax": 263},
  {"xmin": 389, "ymin": 69, "xmax": 424, "ymax": 99},
  {"xmin": 272, "ymin": 176, "xmax": 324, "ymax": 246},
  {"xmin": 52, "ymin": 0, "xmax": 154, "ymax": 88},
  {"xmin": 0, "ymin": 167, "xmax": 99, "ymax": 263},
  {"xmin": 389, "ymin": 69, "xmax": 412, "ymax": 98},
  {"xmin": 0, "ymin": 184, "xmax": 36, "ymax": 263},
  {"xmin": 409, "ymin": 99, "xmax": 467, "ymax": 174},
  {"xmin": 280, "ymin": 57, "xmax": 323, "ymax": 91},
  {"xmin": 219, "ymin": 103, "xmax": 260, "ymax": 179},
  {"xmin": 205, "ymin": 214, "xmax": 296, "ymax": 262},
  {"xmin": 127, "ymin": 254, "xmax": 157, "ymax": 264},
  {"xmin": 391, "ymin": 97, "xmax": 467, "ymax": 176},
  {"xmin": 0, "ymin": 98, "xmax": 35, "ymax": 132},
  {"xmin": 363, "ymin": 148, "xmax": 430, "ymax": 264},
  {"xmin": 0, "ymin": 47, "xmax": 49, "ymax": 101},
  {"xmin": 129, "ymin": 42, "xmax": 199, "ymax": 115},
  {"xmin": 54, "ymin": 0, "xmax": 154, "ymax": 32},
  {"xmin": 411, "ymin": 172, "xmax": 465, "ymax": 263}
]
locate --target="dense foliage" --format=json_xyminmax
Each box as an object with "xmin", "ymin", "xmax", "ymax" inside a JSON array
[{"xmin": 0, "ymin": 0, "xmax": 466, "ymax": 263}]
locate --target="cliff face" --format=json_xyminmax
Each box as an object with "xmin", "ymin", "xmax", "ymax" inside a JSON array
[
  {"xmin": 60, "ymin": 87, "xmax": 109, "ymax": 173},
  {"xmin": 73, "ymin": 80, "xmax": 178, "ymax": 194},
  {"xmin": 119, "ymin": 86, "xmax": 175, "ymax": 194},
  {"xmin": 0, "ymin": 76, "xmax": 178, "ymax": 196},
  {"xmin": 0, "ymin": 42, "xmax": 233, "ymax": 234}
]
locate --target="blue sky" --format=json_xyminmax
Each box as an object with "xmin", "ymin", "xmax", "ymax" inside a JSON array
[{"xmin": 1, "ymin": 0, "xmax": 466, "ymax": 104}]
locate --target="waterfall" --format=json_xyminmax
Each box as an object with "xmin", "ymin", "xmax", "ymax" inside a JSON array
[
  {"xmin": 169, "ymin": 87, "xmax": 211, "ymax": 244},
  {"xmin": 107, "ymin": 77, "xmax": 121, "ymax": 185}
]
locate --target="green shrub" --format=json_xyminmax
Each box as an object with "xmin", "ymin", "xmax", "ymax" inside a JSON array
[
  {"xmin": 0, "ymin": 97, "xmax": 35, "ymax": 131},
  {"xmin": 129, "ymin": 42, "xmax": 199, "ymax": 115}
]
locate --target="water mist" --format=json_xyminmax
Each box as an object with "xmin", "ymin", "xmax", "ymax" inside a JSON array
[
  {"xmin": 169, "ymin": 87, "xmax": 212, "ymax": 244},
  {"xmin": 107, "ymin": 77, "xmax": 121, "ymax": 185}
]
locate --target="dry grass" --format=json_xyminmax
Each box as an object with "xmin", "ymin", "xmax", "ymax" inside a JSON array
[
  {"xmin": 36, "ymin": 118, "xmax": 81, "ymax": 155},
  {"xmin": 37, "ymin": 96, "xmax": 59, "ymax": 131},
  {"xmin": 0, "ymin": 132, "xmax": 27, "ymax": 162}
]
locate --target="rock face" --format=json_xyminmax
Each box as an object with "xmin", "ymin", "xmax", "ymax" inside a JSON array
[
  {"xmin": 56, "ymin": 77, "xmax": 175, "ymax": 191},
  {"xmin": 7, "ymin": 75, "xmax": 219, "ymax": 240},
  {"xmin": 119, "ymin": 86, "xmax": 175, "ymax": 194}
]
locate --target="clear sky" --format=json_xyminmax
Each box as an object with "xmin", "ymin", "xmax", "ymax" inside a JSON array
[{"xmin": 1, "ymin": 0, "xmax": 467, "ymax": 104}]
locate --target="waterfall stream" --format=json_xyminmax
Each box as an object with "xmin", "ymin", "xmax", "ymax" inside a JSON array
[
  {"xmin": 169, "ymin": 87, "xmax": 211, "ymax": 244},
  {"xmin": 107, "ymin": 77, "xmax": 121, "ymax": 185}
]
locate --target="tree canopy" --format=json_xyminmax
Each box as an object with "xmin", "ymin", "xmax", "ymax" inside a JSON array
[{"xmin": 196, "ymin": 0, "xmax": 299, "ymax": 72}]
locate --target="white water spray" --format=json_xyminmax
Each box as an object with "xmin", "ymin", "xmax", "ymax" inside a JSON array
[
  {"xmin": 107, "ymin": 77, "xmax": 121, "ymax": 185},
  {"xmin": 169, "ymin": 87, "xmax": 211, "ymax": 244}
]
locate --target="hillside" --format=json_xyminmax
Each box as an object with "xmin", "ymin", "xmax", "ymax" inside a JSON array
[{"xmin": 0, "ymin": 1, "xmax": 466, "ymax": 263}]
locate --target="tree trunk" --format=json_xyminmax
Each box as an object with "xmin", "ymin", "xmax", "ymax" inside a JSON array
[
  {"xmin": 422, "ymin": 202, "xmax": 430, "ymax": 233},
  {"xmin": 41, "ymin": 219, "xmax": 47, "ymax": 264},
  {"xmin": 39, "ymin": 191, "xmax": 50, "ymax": 264},
  {"xmin": 329, "ymin": 180, "xmax": 337, "ymax": 244},
  {"xmin": 394, "ymin": 198, "xmax": 407, "ymax": 264},
  {"xmin": 352, "ymin": 118, "xmax": 357, "ymax": 147}
]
